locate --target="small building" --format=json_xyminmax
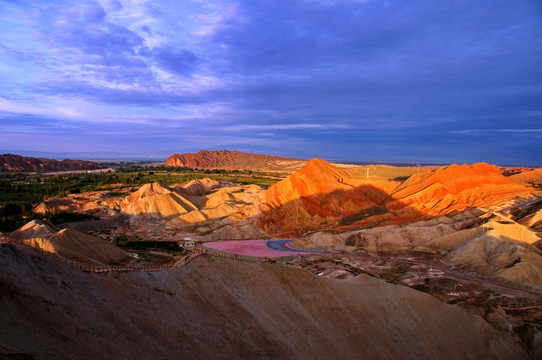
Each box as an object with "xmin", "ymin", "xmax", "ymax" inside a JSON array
[{"xmin": 178, "ymin": 240, "xmax": 195, "ymax": 249}]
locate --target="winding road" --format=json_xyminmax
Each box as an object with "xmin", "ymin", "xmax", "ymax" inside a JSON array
[{"xmin": 204, "ymin": 239, "xmax": 542, "ymax": 299}]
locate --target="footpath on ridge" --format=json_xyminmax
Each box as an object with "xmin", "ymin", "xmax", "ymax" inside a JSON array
[{"xmin": 2, "ymin": 235, "xmax": 542, "ymax": 299}]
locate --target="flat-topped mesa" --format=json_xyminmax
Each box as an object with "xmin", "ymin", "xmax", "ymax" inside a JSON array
[
  {"xmin": 0, "ymin": 153, "xmax": 104, "ymax": 171},
  {"xmin": 387, "ymin": 162, "xmax": 533, "ymax": 217},
  {"xmin": 165, "ymin": 150, "xmax": 306, "ymax": 172}
]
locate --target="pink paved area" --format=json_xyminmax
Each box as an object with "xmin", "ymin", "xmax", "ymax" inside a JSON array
[{"xmin": 203, "ymin": 240, "xmax": 307, "ymax": 257}]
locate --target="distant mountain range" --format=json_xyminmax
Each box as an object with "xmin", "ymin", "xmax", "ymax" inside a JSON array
[
  {"xmin": 0, "ymin": 150, "xmax": 172, "ymax": 161},
  {"xmin": 0, "ymin": 154, "xmax": 105, "ymax": 172}
]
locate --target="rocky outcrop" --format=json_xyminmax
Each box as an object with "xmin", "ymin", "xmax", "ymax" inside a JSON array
[
  {"xmin": 165, "ymin": 150, "xmax": 306, "ymax": 172},
  {"xmin": 0, "ymin": 153, "xmax": 104, "ymax": 171},
  {"xmin": 121, "ymin": 180, "xmax": 268, "ymax": 240}
]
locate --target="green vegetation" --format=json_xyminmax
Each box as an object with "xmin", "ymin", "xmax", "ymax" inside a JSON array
[
  {"xmin": 0, "ymin": 166, "xmax": 284, "ymax": 206},
  {"xmin": 0, "ymin": 165, "xmax": 284, "ymax": 233},
  {"xmin": 0, "ymin": 202, "xmax": 98, "ymax": 233}
]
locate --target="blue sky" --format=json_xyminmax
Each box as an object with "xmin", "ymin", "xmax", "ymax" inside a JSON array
[{"xmin": 0, "ymin": 0, "xmax": 541, "ymax": 164}]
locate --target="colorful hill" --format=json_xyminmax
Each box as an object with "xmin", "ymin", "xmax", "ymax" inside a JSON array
[
  {"xmin": 510, "ymin": 167, "xmax": 542, "ymax": 185},
  {"xmin": 387, "ymin": 162, "xmax": 532, "ymax": 219},
  {"xmin": 260, "ymin": 160, "xmax": 533, "ymax": 235},
  {"xmin": 260, "ymin": 158, "xmax": 398, "ymax": 234}
]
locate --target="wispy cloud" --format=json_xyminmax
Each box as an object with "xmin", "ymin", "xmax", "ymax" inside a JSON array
[
  {"xmin": 222, "ymin": 123, "xmax": 349, "ymax": 131},
  {"xmin": 452, "ymin": 129, "xmax": 542, "ymax": 135}
]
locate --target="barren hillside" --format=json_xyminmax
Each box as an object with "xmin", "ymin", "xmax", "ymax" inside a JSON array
[{"xmin": 0, "ymin": 244, "xmax": 527, "ymax": 360}]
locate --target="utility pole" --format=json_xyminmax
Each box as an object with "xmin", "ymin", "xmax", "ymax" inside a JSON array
[{"xmin": 366, "ymin": 167, "xmax": 369, "ymax": 179}]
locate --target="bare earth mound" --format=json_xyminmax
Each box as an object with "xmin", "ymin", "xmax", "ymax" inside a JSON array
[{"xmin": 0, "ymin": 245, "xmax": 527, "ymax": 360}]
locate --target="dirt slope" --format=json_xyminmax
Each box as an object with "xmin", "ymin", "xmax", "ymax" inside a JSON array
[
  {"xmin": 0, "ymin": 153, "xmax": 104, "ymax": 171},
  {"xmin": 0, "ymin": 245, "xmax": 527, "ymax": 360}
]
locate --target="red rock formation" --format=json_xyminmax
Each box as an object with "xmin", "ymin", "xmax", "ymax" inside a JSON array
[
  {"xmin": 260, "ymin": 160, "xmax": 533, "ymax": 235},
  {"xmin": 0, "ymin": 153, "xmax": 104, "ymax": 172},
  {"xmin": 165, "ymin": 150, "xmax": 306, "ymax": 171},
  {"xmin": 260, "ymin": 158, "xmax": 397, "ymax": 234},
  {"xmin": 387, "ymin": 163, "xmax": 533, "ymax": 218}
]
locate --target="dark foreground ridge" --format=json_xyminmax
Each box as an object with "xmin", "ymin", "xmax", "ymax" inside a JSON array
[{"xmin": 0, "ymin": 242, "xmax": 527, "ymax": 360}]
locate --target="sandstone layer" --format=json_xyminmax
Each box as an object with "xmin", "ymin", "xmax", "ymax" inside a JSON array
[
  {"xmin": 510, "ymin": 167, "xmax": 542, "ymax": 185},
  {"xmin": 260, "ymin": 158, "xmax": 398, "ymax": 235},
  {"xmin": 121, "ymin": 180, "xmax": 268, "ymax": 241}
]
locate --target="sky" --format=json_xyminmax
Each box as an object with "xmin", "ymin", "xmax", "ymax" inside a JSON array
[{"xmin": 0, "ymin": 0, "xmax": 541, "ymax": 164}]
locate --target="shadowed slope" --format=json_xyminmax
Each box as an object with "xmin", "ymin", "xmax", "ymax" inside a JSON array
[{"xmin": 0, "ymin": 245, "xmax": 527, "ymax": 360}]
